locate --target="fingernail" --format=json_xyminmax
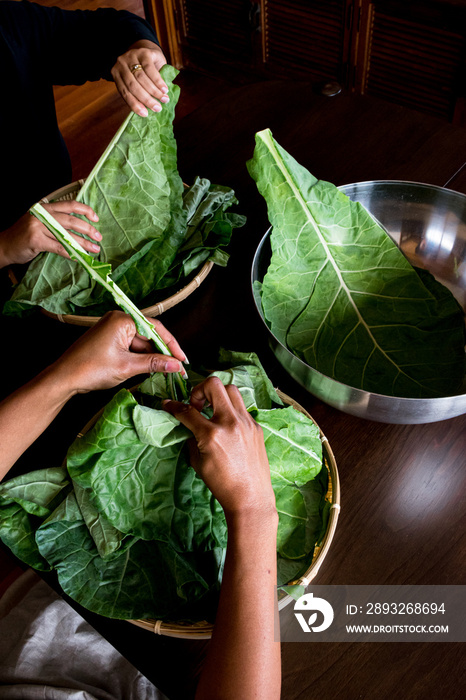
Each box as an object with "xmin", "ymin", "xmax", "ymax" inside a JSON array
[
  {"xmin": 183, "ymin": 353, "xmax": 190, "ymax": 365},
  {"xmin": 162, "ymin": 399, "xmax": 170, "ymax": 406},
  {"xmin": 139, "ymin": 107, "xmax": 148, "ymax": 117},
  {"xmin": 152, "ymin": 104, "xmax": 162, "ymax": 112},
  {"xmin": 91, "ymin": 243, "xmax": 100, "ymax": 252},
  {"xmin": 164, "ymin": 359, "xmax": 181, "ymax": 372},
  {"xmin": 161, "ymin": 95, "xmax": 169, "ymax": 103},
  {"xmin": 162, "ymin": 86, "xmax": 168, "ymax": 94},
  {"xmin": 93, "ymin": 213, "xmax": 99, "ymax": 222},
  {"xmin": 94, "ymin": 231, "xmax": 102, "ymax": 240}
]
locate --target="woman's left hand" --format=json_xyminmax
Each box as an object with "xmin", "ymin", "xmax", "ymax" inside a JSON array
[
  {"xmin": 52, "ymin": 310, "xmax": 186, "ymax": 396},
  {"xmin": 111, "ymin": 40, "xmax": 169, "ymax": 117}
]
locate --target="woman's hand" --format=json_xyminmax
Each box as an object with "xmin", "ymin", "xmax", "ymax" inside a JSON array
[
  {"xmin": 111, "ymin": 40, "xmax": 169, "ymax": 117},
  {"xmin": 0, "ymin": 201, "xmax": 101, "ymax": 268},
  {"xmin": 163, "ymin": 377, "xmax": 276, "ymax": 519},
  {"xmin": 0, "ymin": 311, "xmax": 186, "ymax": 480},
  {"xmin": 52, "ymin": 310, "xmax": 187, "ymax": 397}
]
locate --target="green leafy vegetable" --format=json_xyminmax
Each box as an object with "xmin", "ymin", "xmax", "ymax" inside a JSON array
[
  {"xmin": 76, "ymin": 66, "xmax": 185, "ymax": 284},
  {"xmin": 0, "ymin": 467, "xmax": 71, "ymax": 570},
  {"xmin": 4, "ymin": 66, "xmax": 245, "ymax": 319},
  {"xmin": 248, "ymin": 128, "xmax": 465, "ymax": 398},
  {"xmin": 258, "ymin": 406, "xmax": 322, "ymax": 487},
  {"xmin": 35, "ymin": 491, "xmax": 221, "ymax": 620},
  {"xmin": 216, "ymin": 348, "xmax": 284, "ymax": 409},
  {"xmin": 67, "ymin": 389, "xmax": 228, "ymax": 553},
  {"xmin": 158, "ymin": 177, "xmax": 246, "ymax": 291},
  {"xmin": 0, "ymin": 353, "xmax": 328, "ymax": 620},
  {"xmin": 73, "ymin": 481, "xmax": 136, "ymax": 560}
]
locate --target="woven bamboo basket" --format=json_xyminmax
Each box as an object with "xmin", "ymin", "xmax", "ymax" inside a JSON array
[
  {"xmin": 74, "ymin": 388, "xmax": 340, "ymax": 639},
  {"xmin": 36, "ymin": 180, "xmax": 214, "ymax": 325}
]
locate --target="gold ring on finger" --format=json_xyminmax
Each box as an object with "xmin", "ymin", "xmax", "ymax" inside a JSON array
[{"xmin": 130, "ymin": 64, "xmax": 143, "ymax": 74}]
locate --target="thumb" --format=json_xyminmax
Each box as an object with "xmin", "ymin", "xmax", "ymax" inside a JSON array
[{"xmin": 124, "ymin": 351, "xmax": 182, "ymax": 379}]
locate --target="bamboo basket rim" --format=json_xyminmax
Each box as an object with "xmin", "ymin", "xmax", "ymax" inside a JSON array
[
  {"xmin": 74, "ymin": 388, "xmax": 340, "ymax": 639},
  {"xmin": 36, "ymin": 180, "xmax": 214, "ymax": 325}
]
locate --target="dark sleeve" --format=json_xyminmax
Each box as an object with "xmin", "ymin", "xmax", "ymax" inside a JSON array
[{"xmin": 0, "ymin": 1, "xmax": 159, "ymax": 85}]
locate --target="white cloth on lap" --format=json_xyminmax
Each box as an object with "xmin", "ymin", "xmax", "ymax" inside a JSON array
[{"xmin": 0, "ymin": 572, "xmax": 167, "ymax": 700}]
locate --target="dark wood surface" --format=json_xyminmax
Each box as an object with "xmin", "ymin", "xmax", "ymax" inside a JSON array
[{"xmin": 1, "ymin": 68, "xmax": 466, "ymax": 700}]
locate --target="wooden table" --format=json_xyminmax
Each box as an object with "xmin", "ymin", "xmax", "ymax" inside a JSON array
[{"xmin": 2, "ymin": 82, "xmax": 465, "ymax": 700}]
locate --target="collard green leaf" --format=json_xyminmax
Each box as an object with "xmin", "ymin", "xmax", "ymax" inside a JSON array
[
  {"xmin": 0, "ymin": 466, "xmax": 70, "ymax": 517},
  {"xmin": 216, "ymin": 349, "xmax": 284, "ymax": 409},
  {"xmin": 0, "ymin": 503, "xmax": 51, "ymax": 571},
  {"xmin": 256, "ymin": 406, "xmax": 322, "ymax": 487},
  {"xmin": 279, "ymin": 584, "xmax": 306, "ymax": 600},
  {"xmin": 78, "ymin": 65, "xmax": 185, "ymax": 291},
  {"xmin": 73, "ymin": 481, "xmax": 135, "ymax": 560},
  {"xmin": 132, "ymin": 404, "xmax": 192, "ymax": 447},
  {"xmin": 67, "ymin": 390, "xmax": 227, "ymax": 552},
  {"xmin": 67, "ymin": 363, "xmax": 323, "ymax": 564},
  {"xmin": 254, "ymin": 406, "xmax": 323, "ymax": 559},
  {"xmin": 137, "ymin": 370, "xmax": 173, "ymax": 403},
  {"xmin": 158, "ymin": 177, "xmax": 246, "ymax": 289},
  {"xmin": 0, "ymin": 467, "xmax": 70, "ymax": 570},
  {"xmin": 209, "ymin": 367, "xmax": 262, "ymax": 411},
  {"xmin": 36, "ymin": 492, "xmax": 219, "ymax": 620},
  {"xmin": 273, "ymin": 483, "xmax": 308, "ymax": 559},
  {"xmin": 247, "ymin": 128, "xmax": 465, "ymax": 398},
  {"xmin": 275, "ymin": 455, "xmax": 328, "ymax": 581}
]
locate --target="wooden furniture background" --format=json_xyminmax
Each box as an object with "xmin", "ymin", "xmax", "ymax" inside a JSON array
[
  {"xmin": 144, "ymin": 0, "xmax": 466, "ymax": 123},
  {"xmin": 1, "ymin": 2, "xmax": 465, "ymax": 700}
]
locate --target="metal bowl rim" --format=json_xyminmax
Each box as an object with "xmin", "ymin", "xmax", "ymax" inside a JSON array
[{"xmin": 338, "ymin": 179, "xmax": 466, "ymax": 198}]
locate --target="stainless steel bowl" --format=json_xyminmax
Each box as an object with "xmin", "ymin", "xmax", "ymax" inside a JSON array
[{"xmin": 251, "ymin": 181, "xmax": 466, "ymax": 424}]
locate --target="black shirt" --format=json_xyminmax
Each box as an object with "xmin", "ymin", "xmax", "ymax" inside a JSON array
[{"xmin": 0, "ymin": 0, "xmax": 158, "ymax": 230}]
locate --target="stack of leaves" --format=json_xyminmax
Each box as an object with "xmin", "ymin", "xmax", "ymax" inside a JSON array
[
  {"xmin": 0, "ymin": 351, "xmax": 329, "ymax": 622},
  {"xmin": 4, "ymin": 65, "xmax": 245, "ymax": 318},
  {"xmin": 248, "ymin": 129, "xmax": 465, "ymax": 399}
]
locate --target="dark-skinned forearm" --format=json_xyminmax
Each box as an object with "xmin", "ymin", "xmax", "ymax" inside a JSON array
[
  {"xmin": 0, "ymin": 365, "xmax": 74, "ymax": 480},
  {"xmin": 195, "ymin": 506, "xmax": 281, "ymax": 700}
]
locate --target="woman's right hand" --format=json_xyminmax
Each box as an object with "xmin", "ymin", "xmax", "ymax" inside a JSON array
[
  {"xmin": 163, "ymin": 377, "xmax": 276, "ymax": 519},
  {"xmin": 0, "ymin": 200, "xmax": 102, "ymax": 268}
]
